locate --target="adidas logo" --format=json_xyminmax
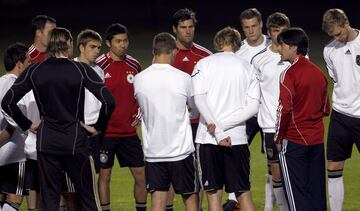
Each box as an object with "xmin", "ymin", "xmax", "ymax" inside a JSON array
[
  {"xmin": 182, "ymin": 56, "xmax": 190, "ymax": 62},
  {"xmin": 345, "ymin": 49, "xmax": 351, "ymax": 55},
  {"xmin": 204, "ymin": 180, "xmax": 209, "ymax": 186},
  {"xmin": 104, "ymin": 73, "xmax": 112, "ymax": 78}
]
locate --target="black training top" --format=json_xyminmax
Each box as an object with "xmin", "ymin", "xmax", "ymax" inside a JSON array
[{"xmin": 1, "ymin": 57, "xmax": 115, "ymax": 154}]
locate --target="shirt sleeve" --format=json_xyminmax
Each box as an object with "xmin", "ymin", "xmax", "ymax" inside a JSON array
[
  {"xmin": 323, "ymin": 47, "xmax": 337, "ymax": 82},
  {"xmin": 81, "ymin": 63, "xmax": 115, "ymax": 134},
  {"xmin": 1, "ymin": 69, "xmax": 33, "ymax": 131},
  {"xmin": 274, "ymin": 70, "xmax": 295, "ymax": 144},
  {"xmin": 191, "ymin": 61, "xmax": 208, "ymax": 96}
]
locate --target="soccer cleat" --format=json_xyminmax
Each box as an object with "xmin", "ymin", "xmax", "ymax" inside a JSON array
[{"xmin": 222, "ymin": 199, "xmax": 238, "ymax": 211}]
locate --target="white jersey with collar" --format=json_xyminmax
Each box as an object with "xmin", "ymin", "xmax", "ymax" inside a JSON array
[
  {"xmin": 252, "ymin": 46, "xmax": 291, "ymax": 132},
  {"xmin": 134, "ymin": 63, "xmax": 194, "ymax": 162},
  {"xmin": 74, "ymin": 57, "xmax": 104, "ymax": 125},
  {"xmin": 323, "ymin": 30, "xmax": 360, "ymax": 117},
  {"xmin": 236, "ymin": 34, "xmax": 271, "ymax": 63},
  {"xmin": 0, "ymin": 73, "xmax": 27, "ymax": 165},
  {"xmin": 191, "ymin": 51, "xmax": 260, "ymax": 145}
]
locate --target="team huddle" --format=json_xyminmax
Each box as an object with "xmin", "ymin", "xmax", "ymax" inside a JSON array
[{"xmin": 0, "ymin": 7, "xmax": 359, "ymax": 211}]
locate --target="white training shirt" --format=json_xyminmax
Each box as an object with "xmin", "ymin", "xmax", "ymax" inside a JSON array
[
  {"xmin": 134, "ymin": 63, "xmax": 194, "ymax": 162},
  {"xmin": 74, "ymin": 58, "xmax": 104, "ymax": 125},
  {"xmin": 323, "ymin": 30, "xmax": 360, "ymax": 117},
  {"xmin": 191, "ymin": 52, "xmax": 260, "ymax": 145},
  {"xmin": 252, "ymin": 46, "xmax": 291, "ymax": 132},
  {"xmin": 236, "ymin": 35, "xmax": 271, "ymax": 63},
  {"xmin": 0, "ymin": 74, "xmax": 27, "ymax": 165}
]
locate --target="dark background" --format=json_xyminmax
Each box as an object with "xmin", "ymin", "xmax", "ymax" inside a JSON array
[{"xmin": 0, "ymin": 0, "xmax": 359, "ymax": 69}]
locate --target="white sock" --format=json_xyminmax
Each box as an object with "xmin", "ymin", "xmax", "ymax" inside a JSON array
[
  {"xmin": 2, "ymin": 202, "xmax": 17, "ymax": 211},
  {"xmin": 273, "ymin": 184, "xmax": 288, "ymax": 211},
  {"xmin": 328, "ymin": 176, "xmax": 344, "ymax": 211},
  {"xmin": 264, "ymin": 174, "xmax": 275, "ymax": 211},
  {"xmin": 228, "ymin": 192, "xmax": 237, "ymax": 202}
]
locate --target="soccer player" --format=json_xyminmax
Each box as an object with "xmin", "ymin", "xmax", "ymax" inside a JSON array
[
  {"xmin": 96, "ymin": 23, "xmax": 147, "ymax": 211},
  {"xmin": 170, "ymin": 8, "xmax": 212, "ymax": 210},
  {"xmin": 0, "ymin": 43, "xmax": 31, "ymax": 211},
  {"xmin": 60, "ymin": 29, "xmax": 104, "ymax": 211},
  {"xmin": 322, "ymin": 8, "xmax": 360, "ymax": 211},
  {"xmin": 134, "ymin": 32, "xmax": 199, "ymax": 211},
  {"xmin": 29, "ymin": 15, "xmax": 56, "ymax": 63},
  {"xmin": 192, "ymin": 26, "xmax": 258, "ymax": 211},
  {"xmin": 224, "ymin": 8, "xmax": 271, "ymax": 210},
  {"xmin": 251, "ymin": 12, "xmax": 290, "ymax": 211},
  {"xmin": 275, "ymin": 27, "xmax": 329, "ymax": 211},
  {"xmin": 1, "ymin": 27, "xmax": 115, "ymax": 211}
]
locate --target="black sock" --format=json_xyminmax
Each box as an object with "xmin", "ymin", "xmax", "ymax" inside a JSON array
[
  {"xmin": 166, "ymin": 204, "xmax": 173, "ymax": 211},
  {"xmin": 101, "ymin": 203, "xmax": 110, "ymax": 211},
  {"xmin": 136, "ymin": 201, "xmax": 146, "ymax": 211}
]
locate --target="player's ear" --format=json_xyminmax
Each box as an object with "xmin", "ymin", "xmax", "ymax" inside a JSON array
[
  {"xmin": 36, "ymin": 29, "xmax": 42, "ymax": 38},
  {"xmin": 106, "ymin": 40, "xmax": 111, "ymax": 48},
  {"xmin": 79, "ymin": 44, "xmax": 85, "ymax": 53},
  {"xmin": 172, "ymin": 26, "xmax": 177, "ymax": 34}
]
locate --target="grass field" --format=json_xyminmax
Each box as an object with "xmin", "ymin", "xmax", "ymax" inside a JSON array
[{"xmin": 2, "ymin": 27, "xmax": 357, "ymax": 210}]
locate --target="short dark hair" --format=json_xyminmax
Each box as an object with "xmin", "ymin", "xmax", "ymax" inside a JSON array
[
  {"xmin": 77, "ymin": 29, "xmax": 102, "ymax": 49},
  {"xmin": 213, "ymin": 27, "xmax": 242, "ymax": 52},
  {"xmin": 172, "ymin": 8, "xmax": 197, "ymax": 28},
  {"xmin": 105, "ymin": 23, "xmax": 128, "ymax": 42},
  {"xmin": 240, "ymin": 8, "xmax": 262, "ymax": 23},
  {"xmin": 31, "ymin": 15, "xmax": 56, "ymax": 36},
  {"xmin": 266, "ymin": 12, "xmax": 290, "ymax": 30},
  {"xmin": 277, "ymin": 27, "xmax": 309, "ymax": 56},
  {"xmin": 47, "ymin": 27, "xmax": 73, "ymax": 57},
  {"xmin": 153, "ymin": 32, "xmax": 176, "ymax": 56},
  {"xmin": 3, "ymin": 43, "xmax": 28, "ymax": 71}
]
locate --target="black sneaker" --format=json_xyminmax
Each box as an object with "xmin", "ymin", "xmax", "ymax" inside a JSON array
[{"xmin": 222, "ymin": 199, "xmax": 238, "ymax": 211}]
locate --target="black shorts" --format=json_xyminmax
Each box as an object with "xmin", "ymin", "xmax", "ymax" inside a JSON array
[
  {"xmin": 191, "ymin": 123, "xmax": 198, "ymax": 142},
  {"xmin": 264, "ymin": 133, "xmax": 279, "ymax": 162},
  {"xmin": 100, "ymin": 135, "xmax": 144, "ymax": 169},
  {"xmin": 145, "ymin": 154, "xmax": 199, "ymax": 195},
  {"xmin": 246, "ymin": 116, "xmax": 264, "ymax": 152},
  {"xmin": 0, "ymin": 161, "xmax": 28, "ymax": 196},
  {"xmin": 327, "ymin": 110, "xmax": 360, "ymax": 161},
  {"xmin": 196, "ymin": 144, "xmax": 251, "ymax": 193},
  {"xmin": 25, "ymin": 159, "xmax": 40, "ymax": 191}
]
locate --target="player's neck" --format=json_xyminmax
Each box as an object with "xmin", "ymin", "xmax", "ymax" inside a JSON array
[
  {"xmin": 270, "ymin": 43, "xmax": 279, "ymax": 53},
  {"xmin": 77, "ymin": 55, "xmax": 91, "ymax": 64},
  {"xmin": 347, "ymin": 28, "xmax": 359, "ymax": 42},
  {"xmin": 8, "ymin": 68, "xmax": 22, "ymax": 77},
  {"xmin": 176, "ymin": 40, "xmax": 193, "ymax": 50},
  {"xmin": 154, "ymin": 54, "xmax": 173, "ymax": 64},
  {"xmin": 109, "ymin": 51, "xmax": 125, "ymax": 61},
  {"xmin": 247, "ymin": 35, "xmax": 264, "ymax": 47},
  {"xmin": 33, "ymin": 40, "xmax": 47, "ymax": 53}
]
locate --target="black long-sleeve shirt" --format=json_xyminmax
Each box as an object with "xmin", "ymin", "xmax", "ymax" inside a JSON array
[{"xmin": 1, "ymin": 57, "xmax": 115, "ymax": 154}]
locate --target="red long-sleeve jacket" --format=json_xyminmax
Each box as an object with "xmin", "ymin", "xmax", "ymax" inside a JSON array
[{"xmin": 274, "ymin": 56, "xmax": 330, "ymax": 145}]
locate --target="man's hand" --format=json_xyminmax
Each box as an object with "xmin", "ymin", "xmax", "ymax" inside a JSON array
[
  {"xmin": 29, "ymin": 122, "xmax": 39, "ymax": 134},
  {"xmin": 80, "ymin": 121, "xmax": 99, "ymax": 136},
  {"xmin": 276, "ymin": 143, "xmax": 282, "ymax": 153},
  {"xmin": 0, "ymin": 125, "xmax": 14, "ymax": 147},
  {"xmin": 131, "ymin": 114, "xmax": 141, "ymax": 128},
  {"xmin": 207, "ymin": 123, "xmax": 216, "ymax": 136},
  {"xmin": 219, "ymin": 136, "xmax": 231, "ymax": 147}
]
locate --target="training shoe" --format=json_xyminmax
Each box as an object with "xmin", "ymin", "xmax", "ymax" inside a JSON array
[{"xmin": 222, "ymin": 199, "xmax": 238, "ymax": 211}]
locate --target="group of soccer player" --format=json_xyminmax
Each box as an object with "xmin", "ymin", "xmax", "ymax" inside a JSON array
[{"xmin": 0, "ymin": 6, "xmax": 359, "ymax": 211}]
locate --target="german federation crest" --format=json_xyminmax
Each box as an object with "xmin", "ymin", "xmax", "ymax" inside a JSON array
[
  {"xmin": 356, "ymin": 55, "xmax": 360, "ymax": 66},
  {"xmin": 127, "ymin": 73, "xmax": 135, "ymax": 83}
]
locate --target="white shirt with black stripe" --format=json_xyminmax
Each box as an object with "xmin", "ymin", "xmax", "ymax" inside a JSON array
[
  {"xmin": 236, "ymin": 35, "xmax": 271, "ymax": 63},
  {"xmin": 0, "ymin": 73, "xmax": 27, "ymax": 165},
  {"xmin": 323, "ymin": 30, "xmax": 360, "ymax": 117},
  {"xmin": 252, "ymin": 46, "xmax": 291, "ymax": 133}
]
